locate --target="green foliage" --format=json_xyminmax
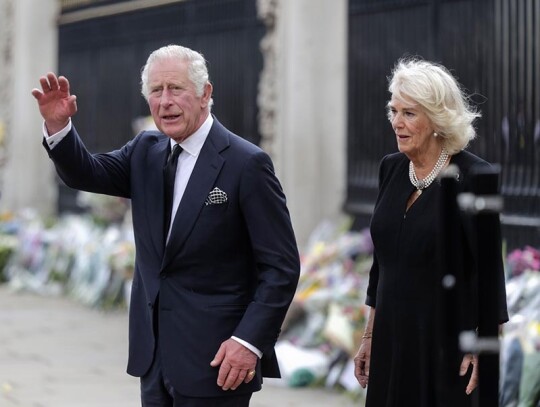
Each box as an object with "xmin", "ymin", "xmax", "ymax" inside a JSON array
[{"xmin": 0, "ymin": 235, "xmax": 17, "ymax": 282}]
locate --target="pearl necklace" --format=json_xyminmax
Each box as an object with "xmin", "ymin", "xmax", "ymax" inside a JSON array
[{"xmin": 409, "ymin": 148, "xmax": 449, "ymax": 195}]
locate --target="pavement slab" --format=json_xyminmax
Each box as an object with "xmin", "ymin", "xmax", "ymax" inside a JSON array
[{"xmin": 0, "ymin": 285, "xmax": 358, "ymax": 406}]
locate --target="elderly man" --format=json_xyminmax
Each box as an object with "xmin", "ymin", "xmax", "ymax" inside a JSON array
[{"xmin": 32, "ymin": 44, "xmax": 300, "ymax": 407}]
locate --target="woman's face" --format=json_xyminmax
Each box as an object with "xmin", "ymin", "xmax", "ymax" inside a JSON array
[{"xmin": 388, "ymin": 95, "xmax": 438, "ymax": 160}]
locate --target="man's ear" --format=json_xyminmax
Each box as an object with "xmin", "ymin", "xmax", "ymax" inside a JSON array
[{"xmin": 201, "ymin": 82, "xmax": 213, "ymax": 108}]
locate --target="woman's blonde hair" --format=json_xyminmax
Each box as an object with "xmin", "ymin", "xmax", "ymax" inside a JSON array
[{"xmin": 388, "ymin": 57, "xmax": 481, "ymax": 154}]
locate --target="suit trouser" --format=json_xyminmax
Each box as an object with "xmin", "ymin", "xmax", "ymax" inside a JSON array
[{"xmin": 140, "ymin": 296, "xmax": 252, "ymax": 407}]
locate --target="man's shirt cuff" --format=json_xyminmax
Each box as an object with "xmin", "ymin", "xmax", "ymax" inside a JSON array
[
  {"xmin": 231, "ymin": 336, "xmax": 262, "ymax": 358},
  {"xmin": 43, "ymin": 120, "xmax": 72, "ymax": 149}
]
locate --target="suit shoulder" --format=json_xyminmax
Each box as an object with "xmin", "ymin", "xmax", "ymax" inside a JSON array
[
  {"xmin": 138, "ymin": 130, "xmax": 168, "ymax": 143},
  {"xmin": 209, "ymin": 118, "xmax": 265, "ymax": 157},
  {"xmin": 121, "ymin": 131, "xmax": 168, "ymax": 154},
  {"xmin": 227, "ymin": 132, "xmax": 264, "ymax": 155}
]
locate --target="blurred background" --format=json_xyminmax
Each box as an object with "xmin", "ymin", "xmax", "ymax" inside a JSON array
[{"xmin": 0, "ymin": 0, "xmax": 539, "ymax": 406}]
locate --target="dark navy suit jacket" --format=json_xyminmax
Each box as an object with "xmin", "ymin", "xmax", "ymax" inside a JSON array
[{"xmin": 44, "ymin": 117, "xmax": 300, "ymax": 397}]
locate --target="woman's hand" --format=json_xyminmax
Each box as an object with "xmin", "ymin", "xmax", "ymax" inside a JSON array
[
  {"xmin": 459, "ymin": 353, "xmax": 478, "ymax": 395},
  {"xmin": 354, "ymin": 336, "xmax": 372, "ymax": 388}
]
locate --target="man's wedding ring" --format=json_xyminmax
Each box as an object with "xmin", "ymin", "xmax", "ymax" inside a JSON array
[{"xmin": 248, "ymin": 370, "xmax": 255, "ymax": 377}]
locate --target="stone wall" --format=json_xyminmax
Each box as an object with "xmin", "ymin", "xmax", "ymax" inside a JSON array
[
  {"xmin": 0, "ymin": 0, "xmax": 59, "ymax": 216},
  {"xmin": 256, "ymin": 0, "xmax": 347, "ymax": 245}
]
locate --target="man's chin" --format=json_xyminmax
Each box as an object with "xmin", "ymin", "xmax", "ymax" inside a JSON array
[{"xmin": 159, "ymin": 125, "xmax": 184, "ymax": 141}]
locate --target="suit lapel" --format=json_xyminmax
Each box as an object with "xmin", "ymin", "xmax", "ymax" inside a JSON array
[
  {"xmin": 145, "ymin": 137, "xmax": 170, "ymax": 257},
  {"xmin": 162, "ymin": 121, "xmax": 228, "ymax": 268}
]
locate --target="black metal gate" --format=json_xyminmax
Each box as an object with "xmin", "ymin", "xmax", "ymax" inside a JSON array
[{"xmin": 347, "ymin": 0, "xmax": 540, "ymax": 250}]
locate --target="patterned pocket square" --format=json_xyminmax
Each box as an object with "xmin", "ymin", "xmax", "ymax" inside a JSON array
[{"xmin": 205, "ymin": 187, "xmax": 228, "ymax": 206}]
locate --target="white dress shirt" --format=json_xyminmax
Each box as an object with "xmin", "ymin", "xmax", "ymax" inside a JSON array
[{"xmin": 165, "ymin": 115, "xmax": 212, "ymax": 240}]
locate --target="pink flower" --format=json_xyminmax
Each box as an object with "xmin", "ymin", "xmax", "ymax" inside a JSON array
[{"xmin": 507, "ymin": 246, "xmax": 540, "ymax": 277}]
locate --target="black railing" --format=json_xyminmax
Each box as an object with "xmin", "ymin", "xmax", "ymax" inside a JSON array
[{"xmin": 347, "ymin": 0, "xmax": 540, "ymax": 250}]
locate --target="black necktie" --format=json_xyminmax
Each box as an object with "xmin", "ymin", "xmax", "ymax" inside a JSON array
[{"xmin": 163, "ymin": 143, "xmax": 182, "ymax": 240}]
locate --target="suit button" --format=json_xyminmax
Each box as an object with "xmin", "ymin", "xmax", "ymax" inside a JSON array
[
  {"xmin": 160, "ymin": 273, "xmax": 167, "ymax": 280},
  {"xmin": 147, "ymin": 302, "xmax": 153, "ymax": 309}
]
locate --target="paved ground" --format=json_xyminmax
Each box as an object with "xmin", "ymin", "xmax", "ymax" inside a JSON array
[{"xmin": 0, "ymin": 285, "xmax": 359, "ymax": 407}]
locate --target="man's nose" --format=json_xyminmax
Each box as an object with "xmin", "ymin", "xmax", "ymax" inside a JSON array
[{"xmin": 160, "ymin": 89, "xmax": 173, "ymax": 106}]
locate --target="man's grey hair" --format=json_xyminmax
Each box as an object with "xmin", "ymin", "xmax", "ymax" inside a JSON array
[{"xmin": 140, "ymin": 44, "xmax": 213, "ymax": 107}]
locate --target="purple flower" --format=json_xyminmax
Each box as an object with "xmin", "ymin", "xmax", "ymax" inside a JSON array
[{"xmin": 507, "ymin": 246, "xmax": 540, "ymax": 277}]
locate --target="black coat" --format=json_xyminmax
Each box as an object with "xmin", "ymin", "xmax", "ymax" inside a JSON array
[{"xmin": 365, "ymin": 150, "xmax": 508, "ymax": 407}]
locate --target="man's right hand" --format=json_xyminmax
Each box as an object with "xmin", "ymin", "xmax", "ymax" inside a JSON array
[{"xmin": 31, "ymin": 72, "xmax": 77, "ymax": 135}]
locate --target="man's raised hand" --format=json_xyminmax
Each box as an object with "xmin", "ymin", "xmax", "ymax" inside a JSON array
[{"xmin": 32, "ymin": 73, "xmax": 77, "ymax": 135}]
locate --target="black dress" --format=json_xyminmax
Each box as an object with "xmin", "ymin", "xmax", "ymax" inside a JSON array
[{"xmin": 364, "ymin": 151, "xmax": 508, "ymax": 407}]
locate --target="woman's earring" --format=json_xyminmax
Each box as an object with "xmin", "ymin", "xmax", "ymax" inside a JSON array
[{"xmin": 433, "ymin": 132, "xmax": 438, "ymax": 137}]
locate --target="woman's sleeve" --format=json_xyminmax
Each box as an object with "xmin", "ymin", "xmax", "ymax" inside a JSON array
[
  {"xmin": 364, "ymin": 155, "xmax": 389, "ymax": 308},
  {"xmin": 366, "ymin": 252, "xmax": 379, "ymax": 307}
]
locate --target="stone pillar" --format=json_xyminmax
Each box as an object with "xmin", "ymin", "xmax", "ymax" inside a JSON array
[
  {"xmin": 257, "ymin": 0, "xmax": 348, "ymax": 246},
  {"xmin": 0, "ymin": 0, "xmax": 14, "ymax": 198},
  {"xmin": 0, "ymin": 0, "xmax": 59, "ymax": 216}
]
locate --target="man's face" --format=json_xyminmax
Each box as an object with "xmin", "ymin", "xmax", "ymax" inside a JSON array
[{"xmin": 147, "ymin": 57, "xmax": 212, "ymax": 143}]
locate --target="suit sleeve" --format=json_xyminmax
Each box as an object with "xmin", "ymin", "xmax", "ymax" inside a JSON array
[
  {"xmin": 43, "ymin": 125, "xmax": 137, "ymax": 198},
  {"xmin": 232, "ymin": 151, "xmax": 300, "ymax": 355}
]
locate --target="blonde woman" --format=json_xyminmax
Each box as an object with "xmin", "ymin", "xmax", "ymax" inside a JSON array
[{"xmin": 353, "ymin": 58, "xmax": 508, "ymax": 406}]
